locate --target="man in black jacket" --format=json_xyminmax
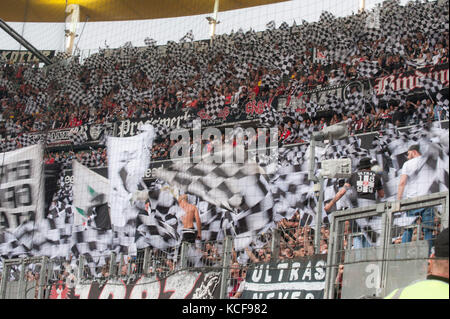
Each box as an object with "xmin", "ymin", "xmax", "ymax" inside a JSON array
[{"xmin": 325, "ymin": 157, "xmax": 385, "ymax": 248}]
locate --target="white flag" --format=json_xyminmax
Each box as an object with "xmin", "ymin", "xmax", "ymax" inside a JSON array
[
  {"xmin": 0, "ymin": 144, "xmax": 44, "ymax": 231},
  {"xmin": 72, "ymin": 160, "xmax": 110, "ymax": 227},
  {"xmin": 107, "ymin": 126, "xmax": 155, "ymax": 227}
]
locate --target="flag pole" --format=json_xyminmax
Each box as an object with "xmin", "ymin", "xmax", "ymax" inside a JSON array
[
  {"xmin": 359, "ymin": 0, "xmax": 366, "ymax": 13},
  {"xmin": 210, "ymin": 0, "xmax": 220, "ymax": 45}
]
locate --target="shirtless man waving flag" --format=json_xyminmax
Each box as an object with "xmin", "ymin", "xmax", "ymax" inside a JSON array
[{"xmin": 178, "ymin": 194, "xmax": 202, "ymax": 243}]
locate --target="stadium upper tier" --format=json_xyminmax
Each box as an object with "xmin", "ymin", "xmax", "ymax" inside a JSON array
[{"xmin": 0, "ymin": 0, "xmax": 449, "ymax": 152}]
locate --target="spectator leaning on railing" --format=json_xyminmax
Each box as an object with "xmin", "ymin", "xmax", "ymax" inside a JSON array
[
  {"xmin": 397, "ymin": 144, "xmax": 436, "ymax": 245},
  {"xmin": 324, "ymin": 157, "xmax": 385, "ymax": 248}
]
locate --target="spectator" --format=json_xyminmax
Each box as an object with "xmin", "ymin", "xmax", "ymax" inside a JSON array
[
  {"xmin": 293, "ymin": 246, "xmax": 306, "ymax": 258},
  {"xmin": 232, "ymin": 267, "xmax": 247, "ymax": 299},
  {"xmin": 397, "ymin": 144, "xmax": 436, "ymax": 246},
  {"xmin": 324, "ymin": 157, "xmax": 384, "ymax": 248},
  {"xmin": 228, "ymin": 262, "xmax": 244, "ymax": 299}
]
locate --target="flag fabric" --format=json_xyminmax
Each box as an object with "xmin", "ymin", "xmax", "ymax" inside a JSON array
[
  {"xmin": 154, "ymin": 144, "xmax": 277, "ymax": 250},
  {"xmin": 107, "ymin": 125, "xmax": 155, "ymax": 228},
  {"xmin": 154, "ymin": 145, "xmax": 269, "ymax": 212},
  {"xmin": 180, "ymin": 30, "xmax": 194, "ymax": 43},
  {"xmin": 72, "ymin": 160, "xmax": 110, "ymax": 227},
  {"xmin": 0, "ymin": 144, "xmax": 45, "ymax": 231},
  {"xmin": 266, "ymin": 20, "xmax": 276, "ymax": 30},
  {"xmin": 106, "ymin": 125, "xmax": 156, "ymax": 256},
  {"xmin": 357, "ymin": 60, "xmax": 380, "ymax": 78}
]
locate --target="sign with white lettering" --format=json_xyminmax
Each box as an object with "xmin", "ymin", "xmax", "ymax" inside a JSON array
[
  {"xmin": 117, "ymin": 110, "xmax": 192, "ymax": 138},
  {"xmin": 0, "ymin": 144, "xmax": 44, "ymax": 231},
  {"xmin": 49, "ymin": 270, "xmax": 221, "ymax": 299},
  {"xmin": 287, "ymin": 63, "xmax": 449, "ymax": 114},
  {"xmin": 0, "ymin": 50, "xmax": 55, "ymax": 64},
  {"xmin": 341, "ymin": 247, "xmax": 383, "ymax": 299},
  {"xmin": 241, "ymin": 255, "xmax": 327, "ymax": 299}
]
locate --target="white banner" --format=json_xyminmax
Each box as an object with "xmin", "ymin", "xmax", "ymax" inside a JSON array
[
  {"xmin": 73, "ymin": 160, "xmax": 110, "ymax": 227},
  {"xmin": 0, "ymin": 144, "xmax": 44, "ymax": 231},
  {"xmin": 107, "ymin": 126, "xmax": 155, "ymax": 228}
]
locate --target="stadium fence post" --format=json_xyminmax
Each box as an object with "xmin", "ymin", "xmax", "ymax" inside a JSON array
[
  {"xmin": 324, "ymin": 213, "xmax": 337, "ymax": 299},
  {"xmin": 180, "ymin": 242, "xmax": 189, "ymax": 269},
  {"xmin": 441, "ymin": 192, "xmax": 449, "ymax": 229},
  {"xmin": 0, "ymin": 261, "xmax": 10, "ymax": 299},
  {"xmin": 219, "ymin": 236, "xmax": 233, "ymax": 299},
  {"xmin": 17, "ymin": 258, "xmax": 26, "ymax": 299},
  {"xmin": 314, "ymin": 175, "xmax": 325, "ymax": 254},
  {"xmin": 118, "ymin": 253, "xmax": 124, "ymax": 275},
  {"xmin": 142, "ymin": 247, "xmax": 151, "ymax": 274},
  {"xmin": 271, "ymin": 228, "xmax": 281, "ymax": 260},
  {"xmin": 109, "ymin": 252, "xmax": 116, "ymax": 277},
  {"xmin": 45, "ymin": 258, "xmax": 54, "ymax": 298},
  {"xmin": 37, "ymin": 256, "xmax": 48, "ymax": 299},
  {"xmin": 77, "ymin": 255, "xmax": 85, "ymax": 283}
]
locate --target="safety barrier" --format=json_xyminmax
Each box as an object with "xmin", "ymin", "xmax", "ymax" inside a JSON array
[
  {"xmin": 324, "ymin": 191, "xmax": 448, "ymax": 299},
  {"xmin": 0, "ymin": 192, "xmax": 448, "ymax": 299}
]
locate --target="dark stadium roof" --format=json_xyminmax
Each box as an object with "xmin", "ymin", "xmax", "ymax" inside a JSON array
[{"xmin": 1, "ymin": 0, "xmax": 290, "ymax": 22}]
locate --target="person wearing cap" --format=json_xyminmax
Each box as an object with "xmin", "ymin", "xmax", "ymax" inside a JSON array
[
  {"xmin": 325, "ymin": 157, "xmax": 384, "ymax": 248},
  {"xmin": 397, "ymin": 144, "xmax": 435, "ymax": 244},
  {"xmin": 384, "ymin": 228, "xmax": 449, "ymax": 299}
]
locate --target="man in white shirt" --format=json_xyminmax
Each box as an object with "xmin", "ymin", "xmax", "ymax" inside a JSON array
[{"xmin": 397, "ymin": 144, "xmax": 435, "ymax": 243}]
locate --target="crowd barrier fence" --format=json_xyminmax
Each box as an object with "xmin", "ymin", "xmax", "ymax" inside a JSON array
[
  {"xmin": 325, "ymin": 191, "xmax": 448, "ymax": 299},
  {"xmin": 0, "ymin": 192, "xmax": 447, "ymax": 299}
]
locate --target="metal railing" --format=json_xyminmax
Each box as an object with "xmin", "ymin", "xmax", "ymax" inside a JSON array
[
  {"xmin": 0, "ymin": 256, "xmax": 52, "ymax": 299},
  {"xmin": 0, "ymin": 192, "xmax": 447, "ymax": 299},
  {"xmin": 324, "ymin": 191, "xmax": 449, "ymax": 299}
]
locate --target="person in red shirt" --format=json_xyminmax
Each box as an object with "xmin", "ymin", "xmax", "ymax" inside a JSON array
[
  {"xmin": 251, "ymin": 81, "xmax": 260, "ymax": 96},
  {"xmin": 228, "ymin": 262, "xmax": 244, "ymax": 299},
  {"xmin": 69, "ymin": 115, "xmax": 82, "ymax": 127},
  {"xmin": 16, "ymin": 65, "xmax": 23, "ymax": 79},
  {"xmin": 45, "ymin": 155, "xmax": 55, "ymax": 164},
  {"xmin": 278, "ymin": 123, "xmax": 291, "ymax": 141}
]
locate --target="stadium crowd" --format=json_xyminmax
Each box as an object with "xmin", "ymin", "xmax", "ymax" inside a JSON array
[
  {"xmin": 1, "ymin": 0, "xmax": 449, "ymax": 161},
  {"xmin": 0, "ymin": 0, "xmax": 449, "ymax": 299}
]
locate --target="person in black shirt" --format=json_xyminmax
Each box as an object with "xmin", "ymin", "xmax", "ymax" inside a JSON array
[
  {"xmin": 325, "ymin": 157, "xmax": 384, "ymax": 209},
  {"xmin": 392, "ymin": 104, "xmax": 406, "ymax": 127},
  {"xmin": 325, "ymin": 157, "xmax": 385, "ymax": 248}
]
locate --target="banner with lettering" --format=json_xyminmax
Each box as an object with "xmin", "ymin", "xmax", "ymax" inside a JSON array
[
  {"xmin": 372, "ymin": 63, "xmax": 448, "ymax": 96},
  {"xmin": 116, "ymin": 109, "xmax": 192, "ymax": 137},
  {"xmin": 197, "ymin": 96, "xmax": 279, "ymax": 127},
  {"xmin": 28, "ymin": 127, "xmax": 73, "ymax": 147},
  {"xmin": 12, "ymin": 123, "xmax": 112, "ymax": 149},
  {"xmin": 50, "ymin": 270, "xmax": 221, "ymax": 299},
  {"xmin": 287, "ymin": 63, "xmax": 449, "ymax": 114},
  {"xmin": 0, "ymin": 50, "xmax": 55, "ymax": 64},
  {"xmin": 0, "ymin": 144, "xmax": 44, "ymax": 231},
  {"xmin": 241, "ymin": 255, "xmax": 327, "ymax": 299}
]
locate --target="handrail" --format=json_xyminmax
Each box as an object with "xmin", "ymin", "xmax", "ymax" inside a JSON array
[{"xmin": 324, "ymin": 191, "xmax": 449, "ymax": 299}]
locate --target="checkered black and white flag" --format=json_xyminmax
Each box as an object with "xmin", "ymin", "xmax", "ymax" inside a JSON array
[
  {"xmin": 259, "ymin": 107, "xmax": 282, "ymax": 127},
  {"xmin": 155, "ymin": 147, "xmax": 270, "ymax": 212},
  {"xmin": 200, "ymin": 93, "xmax": 226, "ymax": 119},
  {"xmin": 420, "ymin": 76, "xmax": 444, "ymax": 95},
  {"xmin": 319, "ymin": 11, "xmax": 335, "ymax": 24},
  {"xmin": 266, "ymin": 20, "xmax": 276, "ymax": 30},
  {"xmin": 135, "ymin": 187, "xmax": 182, "ymax": 250},
  {"xmin": 180, "ymin": 30, "xmax": 194, "ymax": 43},
  {"xmin": 357, "ymin": 60, "xmax": 380, "ymax": 78}
]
